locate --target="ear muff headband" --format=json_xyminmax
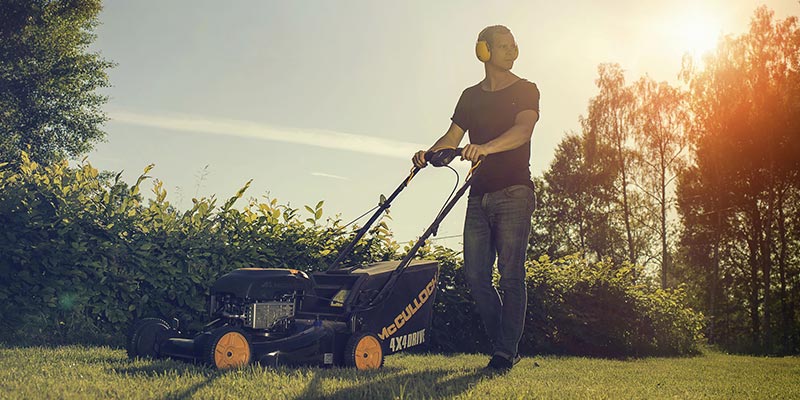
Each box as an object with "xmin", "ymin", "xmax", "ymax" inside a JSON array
[{"xmin": 475, "ymin": 40, "xmax": 491, "ymax": 62}]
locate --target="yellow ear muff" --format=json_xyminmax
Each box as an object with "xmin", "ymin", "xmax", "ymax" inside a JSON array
[{"xmin": 475, "ymin": 40, "xmax": 491, "ymax": 62}]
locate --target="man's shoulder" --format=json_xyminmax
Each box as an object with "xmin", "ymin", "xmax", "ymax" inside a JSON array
[
  {"xmin": 513, "ymin": 79, "xmax": 539, "ymax": 92},
  {"xmin": 461, "ymin": 82, "xmax": 483, "ymax": 95}
]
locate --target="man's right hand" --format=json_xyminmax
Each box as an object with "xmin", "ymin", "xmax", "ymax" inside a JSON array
[{"xmin": 412, "ymin": 150, "xmax": 428, "ymax": 168}]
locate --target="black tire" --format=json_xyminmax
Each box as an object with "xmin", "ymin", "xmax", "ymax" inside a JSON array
[
  {"xmin": 126, "ymin": 318, "xmax": 171, "ymax": 359},
  {"xmin": 344, "ymin": 332, "xmax": 384, "ymax": 370},
  {"xmin": 205, "ymin": 326, "xmax": 253, "ymax": 369}
]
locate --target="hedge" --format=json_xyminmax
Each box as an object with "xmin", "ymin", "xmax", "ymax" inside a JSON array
[{"xmin": 0, "ymin": 154, "xmax": 703, "ymax": 356}]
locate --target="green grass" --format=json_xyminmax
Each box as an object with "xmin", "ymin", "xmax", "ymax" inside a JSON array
[{"xmin": 0, "ymin": 345, "xmax": 798, "ymax": 399}]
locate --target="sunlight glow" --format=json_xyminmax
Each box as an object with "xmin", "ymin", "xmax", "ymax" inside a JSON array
[{"xmin": 671, "ymin": 12, "xmax": 722, "ymax": 59}]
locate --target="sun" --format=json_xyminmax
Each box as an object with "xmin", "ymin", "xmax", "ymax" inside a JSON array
[{"xmin": 672, "ymin": 12, "xmax": 722, "ymax": 59}]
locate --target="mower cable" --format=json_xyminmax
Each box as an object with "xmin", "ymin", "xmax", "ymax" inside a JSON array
[
  {"xmin": 335, "ymin": 157, "xmax": 463, "ymax": 237},
  {"xmin": 430, "ymin": 165, "xmax": 460, "ymax": 236}
]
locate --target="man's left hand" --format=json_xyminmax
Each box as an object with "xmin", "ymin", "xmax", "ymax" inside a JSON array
[{"xmin": 461, "ymin": 144, "xmax": 489, "ymax": 162}]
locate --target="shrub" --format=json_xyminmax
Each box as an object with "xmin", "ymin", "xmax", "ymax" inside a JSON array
[{"xmin": 521, "ymin": 254, "xmax": 705, "ymax": 357}]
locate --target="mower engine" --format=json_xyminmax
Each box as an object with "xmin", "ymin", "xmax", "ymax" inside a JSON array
[
  {"xmin": 208, "ymin": 268, "xmax": 311, "ymax": 334},
  {"xmin": 212, "ymin": 295, "xmax": 295, "ymax": 331}
]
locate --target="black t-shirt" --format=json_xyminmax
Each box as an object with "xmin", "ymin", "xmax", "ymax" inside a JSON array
[{"xmin": 451, "ymin": 79, "xmax": 540, "ymax": 196}]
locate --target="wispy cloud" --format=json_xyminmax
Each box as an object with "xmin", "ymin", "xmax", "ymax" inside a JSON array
[
  {"xmin": 109, "ymin": 110, "xmax": 425, "ymax": 159},
  {"xmin": 311, "ymin": 172, "xmax": 349, "ymax": 181}
]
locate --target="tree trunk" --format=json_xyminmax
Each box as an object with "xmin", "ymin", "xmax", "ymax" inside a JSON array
[
  {"xmin": 660, "ymin": 156, "xmax": 668, "ymax": 289},
  {"xmin": 614, "ymin": 124, "xmax": 635, "ymax": 267},
  {"xmin": 761, "ymin": 186, "xmax": 773, "ymax": 353},
  {"xmin": 776, "ymin": 186, "xmax": 790, "ymax": 353},
  {"xmin": 747, "ymin": 231, "xmax": 761, "ymax": 352},
  {"xmin": 709, "ymin": 212, "xmax": 721, "ymax": 344}
]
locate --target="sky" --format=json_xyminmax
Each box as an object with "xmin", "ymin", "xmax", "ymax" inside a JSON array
[{"xmin": 88, "ymin": 0, "xmax": 800, "ymax": 250}]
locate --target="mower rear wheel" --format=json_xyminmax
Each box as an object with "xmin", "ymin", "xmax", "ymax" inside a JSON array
[
  {"xmin": 126, "ymin": 318, "xmax": 171, "ymax": 359},
  {"xmin": 205, "ymin": 327, "xmax": 252, "ymax": 369},
  {"xmin": 345, "ymin": 332, "xmax": 384, "ymax": 370}
]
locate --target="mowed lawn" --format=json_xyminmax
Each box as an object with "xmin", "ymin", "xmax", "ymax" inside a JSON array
[{"xmin": 0, "ymin": 345, "xmax": 798, "ymax": 399}]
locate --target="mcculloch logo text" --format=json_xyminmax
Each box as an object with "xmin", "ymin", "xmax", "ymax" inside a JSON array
[{"xmin": 378, "ymin": 277, "xmax": 436, "ymax": 340}]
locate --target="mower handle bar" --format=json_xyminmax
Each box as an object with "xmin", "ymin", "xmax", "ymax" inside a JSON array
[
  {"xmin": 326, "ymin": 147, "xmax": 476, "ymax": 272},
  {"xmin": 423, "ymin": 147, "xmax": 461, "ymax": 168}
]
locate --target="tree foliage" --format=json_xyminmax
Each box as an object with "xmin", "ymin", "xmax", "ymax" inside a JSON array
[
  {"xmin": 676, "ymin": 6, "xmax": 800, "ymax": 354},
  {"xmin": 0, "ymin": 0, "xmax": 113, "ymax": 165},
  {"xmin": 630, "ymin": 76, "xmax": 691, "ymax": 288},
  {"xmin": 585, "ymin": 64, "xmax": 646, "ymax": 267},
  {"xmin": 536, "ymin": 133, "xmax": 623, "ymax": 262},
  {"xmin": 416, "ymin": 4, "xmax": 800, "ymax": 356},
  {"xmin": 538, "ymin": 65, "xmax": 682, "ymax": 273},
  {"xmin": 534, "ymin": 6, "xmax": 800, "ymax": 354}
]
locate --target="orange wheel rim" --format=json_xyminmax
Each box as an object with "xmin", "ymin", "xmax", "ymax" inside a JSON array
[
  {"xmin": 354, "ymin": 335, "xmax": 382, "ymax": 370},
  {"xmin": 214, "ymin": 332, "xmax": 250, "ymax": 369}
]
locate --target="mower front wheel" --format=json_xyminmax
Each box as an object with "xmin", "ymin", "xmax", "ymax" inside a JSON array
[
  {"xmin": 126, "ymin": 318, "xmax": 171, "ymax": 359},
  {"xmin": 345, "ymin": 332, "xmax": 384, "ymax": 370},
  {"xmin": 205, "ymin": 327, "xmax": 253, "ymax": 369}
]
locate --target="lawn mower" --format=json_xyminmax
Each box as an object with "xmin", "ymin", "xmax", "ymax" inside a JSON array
[{"xmin": 126, "ymin": 148, "xmax": 479, "ymax": 370}]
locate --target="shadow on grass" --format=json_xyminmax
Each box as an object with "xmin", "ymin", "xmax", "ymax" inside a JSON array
[
  {"xmin": 113, "ymin": 358, "xmax": 492, "ymax": 399},
  {"xmin": 112, "ymin": 360, "xmax": 227, "ymax": 399},
  {"xmin": 167, "ymin": 372, "xmax": 224, "ymax": 400},
  {"xmin": 111, "ymin": 359, "xmax": 206, "ymax": 377},
  {"xmin": 294, "ymin": 366, "xmax": 492, "ymax": 400}
]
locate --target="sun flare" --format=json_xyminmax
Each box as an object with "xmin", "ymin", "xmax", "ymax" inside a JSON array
[{"xmin": 672, "ymin": 13, "xmax": 722, "ymax": 59}]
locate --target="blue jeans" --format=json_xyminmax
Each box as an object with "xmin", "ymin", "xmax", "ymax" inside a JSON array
[{"xmin": 463, "ymin": 184, "xmax": 535, "ymax": 360}]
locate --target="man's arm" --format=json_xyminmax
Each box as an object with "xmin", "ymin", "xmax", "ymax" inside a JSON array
[
  {"xmin": 461, "ymin": 109, "xmax": 539, "ymax": 162},
  {"xmin": 412, "ymin": 122, "xmax": 466, "ymax": 167}
]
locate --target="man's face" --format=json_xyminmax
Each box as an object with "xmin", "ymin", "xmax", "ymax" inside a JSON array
[{"xmin": 489, "ymin": 32, "xmax": 518, "ymax": 70}]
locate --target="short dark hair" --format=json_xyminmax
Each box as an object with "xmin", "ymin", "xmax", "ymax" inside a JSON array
[{"xmin": 477, "ymin": 25, "xmax": 512, "ymax": 48}]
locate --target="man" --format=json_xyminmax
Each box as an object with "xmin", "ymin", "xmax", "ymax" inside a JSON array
[{"xmin": 412, "ymin": 25, "xmax": 539, "ymax": 371}]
